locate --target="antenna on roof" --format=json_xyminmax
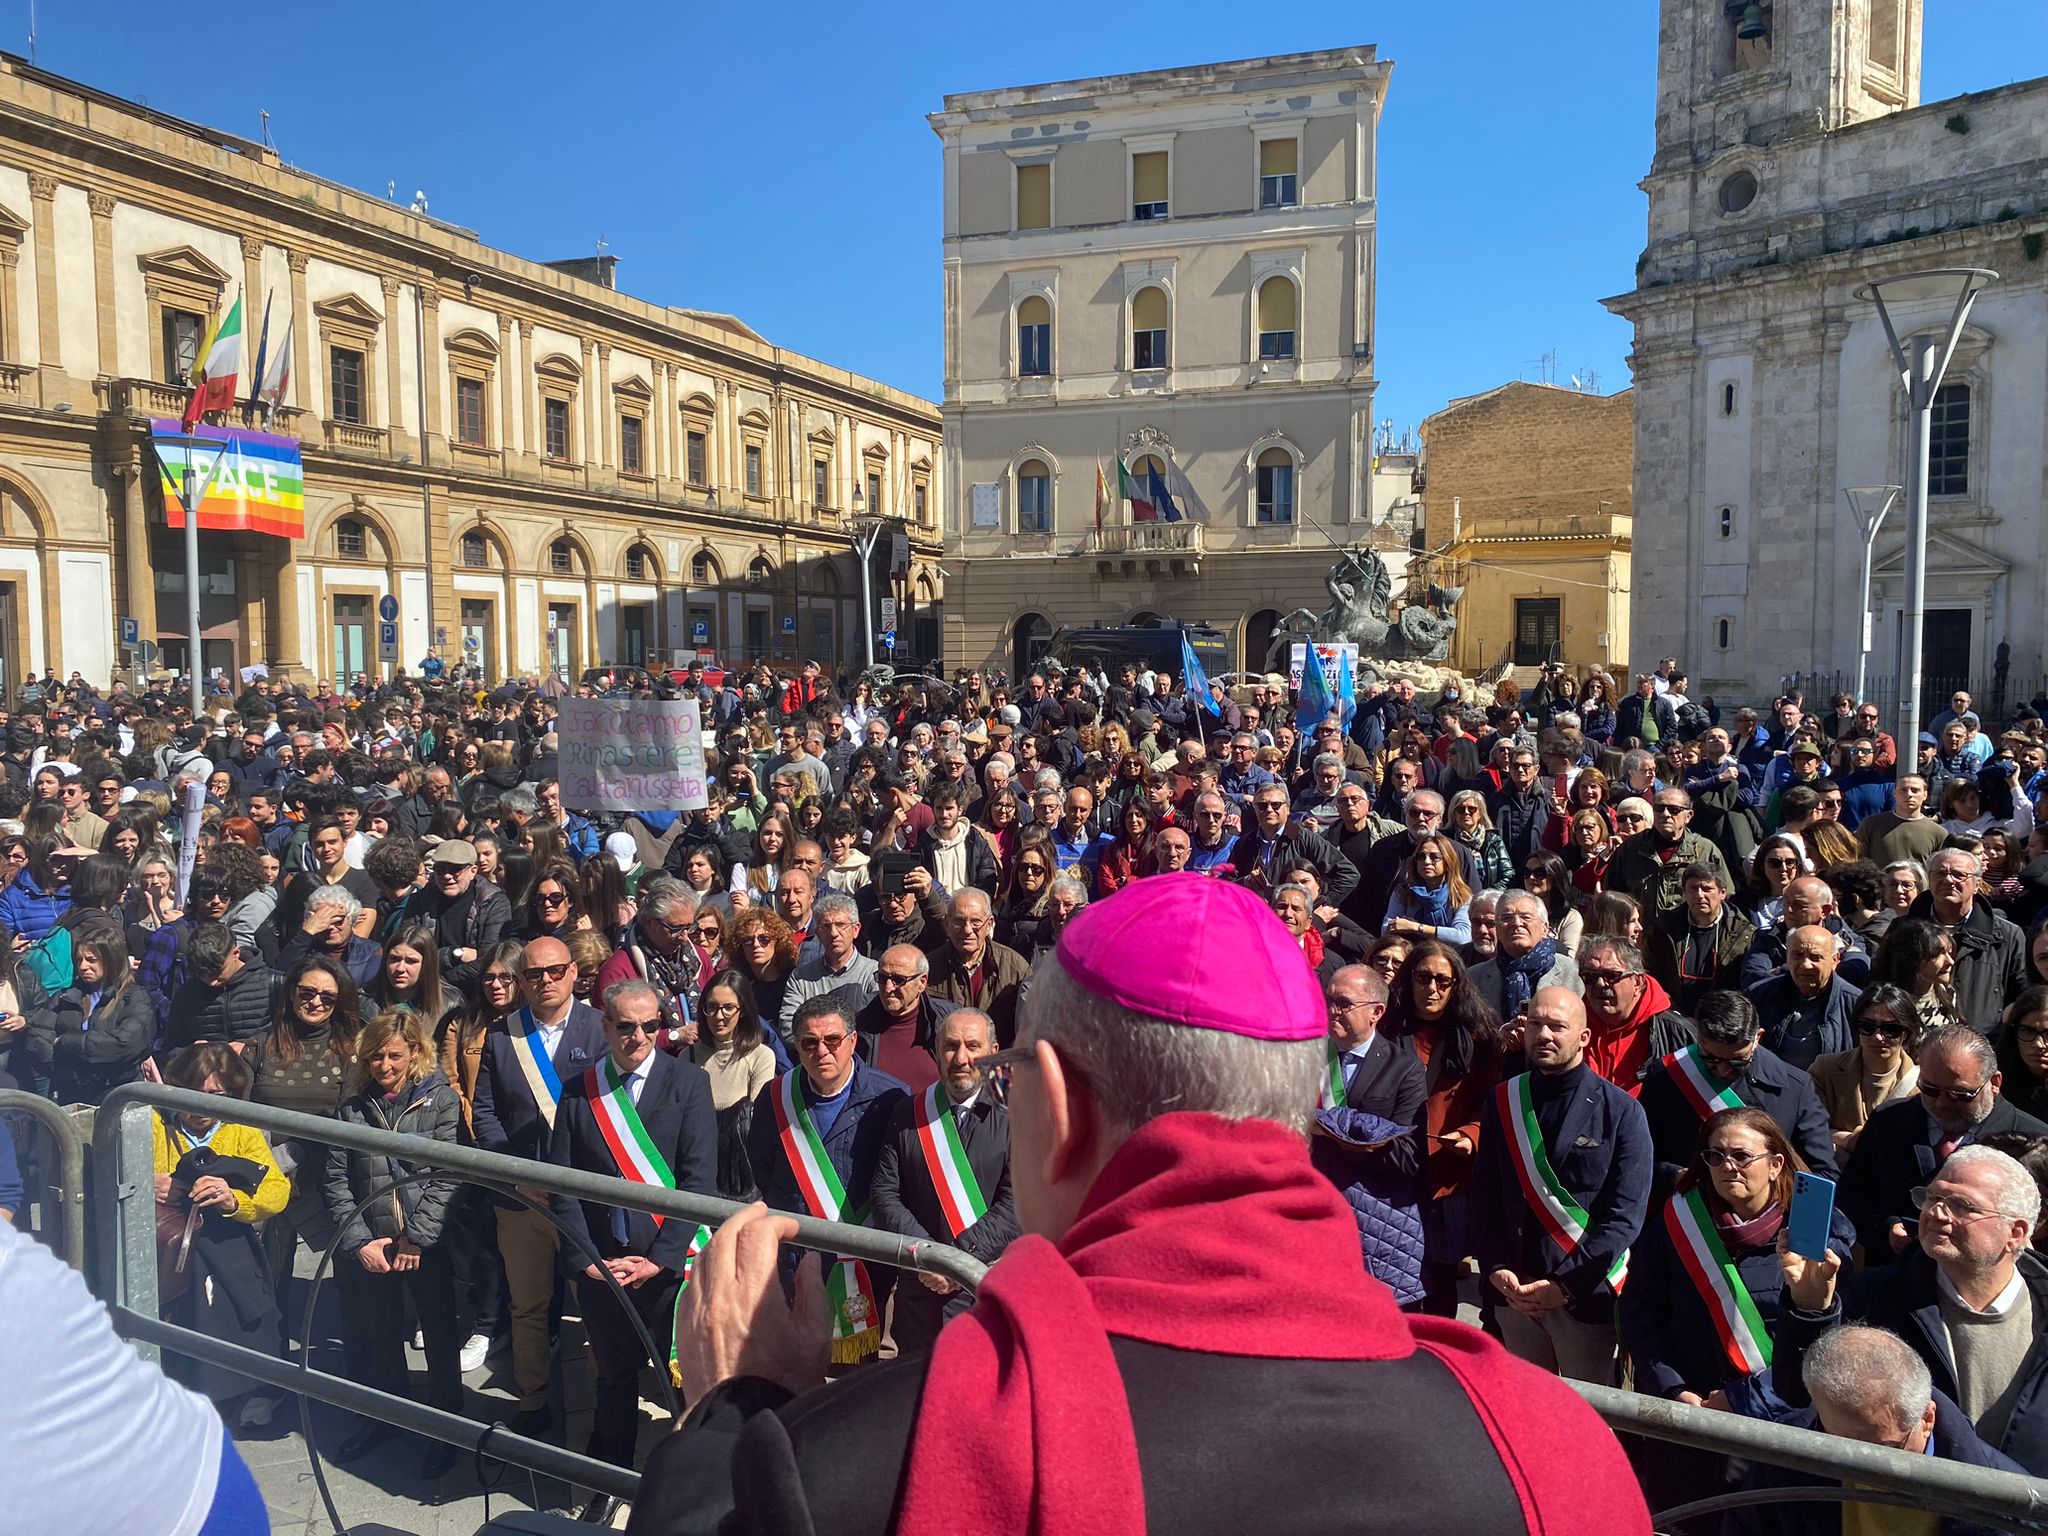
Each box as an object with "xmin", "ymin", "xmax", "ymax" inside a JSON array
[
  {"xmin": 259, "ymin": 109, "xmax": 275, "ymax": 154},
  {"xmin": 26, "ymin": 0, "xmax": 35, "ymax": 64},
  {"xmin": 387, "ymin": 181, "xmax": 396, "ymax": 201},
  {"xmin": 597, "ymin": 234, "xmax": 609, "ymax": 257}
]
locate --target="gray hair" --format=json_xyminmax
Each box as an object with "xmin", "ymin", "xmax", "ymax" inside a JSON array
[
  {"xmin": 1048, "ymin": 875, "xmax": 1090, "ymax": 908},
  {"xmin": 812, "ymin": 891, "xmax": 859, "ymax": 925},
  {"xmin": 1579, "ymin": 933, "xmax": 1644, "ymax": 976},
  {"xmin": 1619, "ymin": 748, "xmax": 1658, "ymax": 781},
  {"xmin": 639, "ymin": 876, "xmax": 698, "ymax": 923},
  {"xmin": 601, "ymin": 976, "xmax": 663, "ymax": 1019},
  {"xmin": 1404, "ymin": 787, "xmax": 1445, "ymax": 816},
  {"xmin": 1498, "ymin": 888, "xmax": 1547, "ymax": 924},
  {"xmin": 1032, "ymin": 769, "xmax": 1064, "ymax": 793},
  {"xmin": 500, "ymin": 785, "xmax": 539, "ymax": 817},
  {"xmin": 1928, "ymin": 846, "xmax": 1983, "ymax": 880},
  {"xmin": 1804, "ymin": 1326, "xmax": 1933, "ymax": 1435},
  {"xmin": 1447, "ymin": 789, "xmax": 1493, "ymax": 827},
  {"xmin": 304, "ymin": 884, "xmax": 363, "ymax": 924},
  {"xmin": 1884, "ymin": 858, "xmax": 1928, "ymax": 890},
  {"xmin": 937, "ymin": 1007, "xmax": 994, "ymax": 1048},
  {"xmin": 1312, "ymin": 752, "xmax": 1345, "ymax": 776},
  {"xmin": 949, "ymin": 886, "xmax": 993, "ymax": 919},
  {"xmin": 1328, "ymin": 964, "xmax": 1389, "ymax": 1006},
  {"xmin": 1554, "ymin": 710, "xmax": 1582, "ymax": 731},
  {"xmin": 1020, "ymin": 953, "xmax": 1323, "ymax": 1137},
  {"xmin": 1941, "ymin": 1145, "xmax": 2043, "ymax": 1229},
  {"xmin": 1272, "ymin": 882, "xmax": 1314, "ymax": 908},
  {"xmin": 1919, "ymin": 1023, "xmax": 1998, "ymax": 1083}
]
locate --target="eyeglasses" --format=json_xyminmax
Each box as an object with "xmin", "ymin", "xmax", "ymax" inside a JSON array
[
  {"xmin": 295, "ymin": 985, "xmax": 338, "ymax": 1008},
  {"xmin": 1911, "ymin": 1186, "xmax": 2003, "ymax": 1224},
  {"xmin": 1413, "ymin": 970, "xmax": 1456, "ymax": 991},
  {"xmin": 521, "ymin": 962, "xmax": 572, "ymax": 984},
  {"xmin": 1579, "ymin": 966, "xmax": 1631, "ymax": 986},
  {"xmin": 1918, "ymin": 1079, "xmax": 1989, "ymax": 1104},
  {"xmin": 2016, "ymin": 1025, "xmax": 2048, "ymax": 1047},
  {"xmin": 740, "ymin": 933, "xmax": 775, "ymax": 947},
  {"xmin": 692, "ymin": 924, "xmax": 722, "ymax": 941},
  {"xmin": 482, "ymin": 972, "xmax": 518, "ymax": 989},
  {"xmin": 1701, "ymin": 1147, "xmax": 1769, "ymax": 1171},
  {"xmin": 1331, "ymin": 998, "xmax": 1385, "ymax": 1015},
  {"xmin": 1654, "ymin": 803, "xmax": 1689, "ymax": 816},
  {"xmin": 796, "ymin": 1033, "xmax": 851, "ymax": 1055},
  {"xmin": 1856, "ymin": 1017, "xmax": 1907, "ymax": 1040}
]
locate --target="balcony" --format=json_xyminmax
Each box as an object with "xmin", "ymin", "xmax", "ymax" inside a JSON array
[
  {"xmin": 1086, "ymin": 520, "xmax": 1203, "ymax": 578},
  {"xmin": 322, "ymin": 420, "xmax": 387, "ymax": 456},
  {"xmin": 105, "ymin": 377, "xmax": 189, "ymax": 419},
  {"xmin": 0, "ymin": 362, "xmax": 28, "ymax": 404}
]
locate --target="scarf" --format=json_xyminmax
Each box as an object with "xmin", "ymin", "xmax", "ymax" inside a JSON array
[
  {"xmin": 895, "ymin": 1112, "xmax": 1645, "ymax": 1536},
  {"xmin": 1713, "ymin": 1197, "xmax": 1785, "ymax": 1254},
  {"xmin": 1405, "ymin": 880, "xmax": 1453, "ymax": 927},
  {"xmin": 1498, "ymin": 936, "xmax": 1559, "ymax": 1018},
  {"xmin": 1299, "ymin": 926, "xmax": 1326, "ymax": 968}
]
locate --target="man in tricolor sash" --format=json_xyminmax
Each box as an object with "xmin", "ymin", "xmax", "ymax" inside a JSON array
[
  {"xmin": 548, "ymin": 978, "xmax": 716, "ymax": 1497},
  {"xmin": 870, "ymin": 1007, "xmax": 1018, "ymax": 1354},
  {"xmin": 1637, "ymin": 989, "xmax": 1838, "ymax": 1188},
  {"xmin": 471, "ymin": 935, "xmax": 603, "ymax": 1435},
  {"xmin": 1476, "ymin": 985, "xmax": 1652, "ymax": 1383},
  {"xmin": 640, "ymin": 875, "xmax": 1651, "ymax": 1533}
]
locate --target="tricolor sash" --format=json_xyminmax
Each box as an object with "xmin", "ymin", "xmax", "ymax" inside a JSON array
[
  {"xmin": 914, "ymin": 1086, "xmax": 989, "ymax": 1238},
  {"xmin": 1497, "ymin": 1074, "xmax": 1629, "ymax": 1293},
  {"xmin": 772, "ymin": 1071, "xmax": 881, "ymax": 1364},
  {"xmin": 1319, "ymin": 1049, "xmax": 1345, "ymax": 1111},
  {"xmin": 507, "ymin": 1008, "xmax": 565, "ymax": 1129},
  {"xmin": 1664, "ymin": 1186, "xmax": 1771, "ymax": 1375},
  {"xmin": 1663, "ymin": 1045, "xmax": 1745, "ymax": 1121}
]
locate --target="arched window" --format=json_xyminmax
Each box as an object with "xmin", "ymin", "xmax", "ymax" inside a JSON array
[
  {"xmin": 1715, "ymin": 617, "xmax": 1733, "ymax": 651},
  {"xmin": 334, "ymin": 518, "xmax": 367, "ymax": 560},
  {"xmin": 1257, "ymin": 278, "xmax": 1297, "ymax": 361},
  {"xmin": 460, "ymin": 532, "xmax": 489, "ymax": 569},
  {"xmin": 1719, "ymin": 506, "xmax": 1735, "ymax": 538},
  {"xmin": 1017, "ymin": 458, "xmax": 1052, "ymax": 533},
  {"xmin": 1017, "ymin": 296, "xmax": 1051, "ymax": 377},
  {"xmin": 1255, "ymin": 447, "xmax": 1296, "ymax": 524},
  {"xmin": 550, "ymin": 539, "xmax": 575, "ymax": 575},
  {"xmin": 625, "ymin": 545, "xmax": 653, "ymax": 581},
  {"xmin": 1244, "ymin": 608, "xmax": 1282, "ymax": 674},
  {"xmin": 747, "ymin": 555, "xmax": 775, "ymax": 585},
  {"xmin": 691, "ymin": 550, "xmax": 720, "ymax": 586},
  {"xmin": 1132, "ymin": 287, "xmax": 1168, "ymax": 370},
  {"xmin": 1012, "ymin": 613, "xmax": 1052, "ymax": 679}
]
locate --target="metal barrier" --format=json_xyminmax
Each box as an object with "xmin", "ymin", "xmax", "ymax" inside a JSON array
[
  {"xmin": 92, "ymin": 1082, "xmax": 990, "ymax": 1506},
  {"xmin": 85, "ymin": 1082, "xmax": 2048, "ymax": 1530},
  {"xmin": 0, "ymin": 1087, "xmax": 87, "ymax": 1267}
]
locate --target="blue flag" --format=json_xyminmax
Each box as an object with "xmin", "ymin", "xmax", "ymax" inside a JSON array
[
  {"xmin": 1335, "ymin": 647, "xmax": 1356, "ymax": 729},
  {"xmin": 1181, "ymin": 631, "xmax": 1220, "ymax": 716},
  {"xmin": 1148, "ymin": 465, "xmax": 1184, "ymax": 523},
  {"xmin": 1296, "ymin": 645, "xmax": 1335, "ymax": 737}
]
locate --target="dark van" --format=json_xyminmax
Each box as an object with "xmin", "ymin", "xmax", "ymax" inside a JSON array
[{"xmin": 1043, "ymin": 621, "xmax": 1231, "ymax": 683}]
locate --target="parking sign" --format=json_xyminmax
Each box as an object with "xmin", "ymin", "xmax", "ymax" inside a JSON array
[{"xmin": 378, "ymin": 622, "xmax": 399, "ymax": 663}]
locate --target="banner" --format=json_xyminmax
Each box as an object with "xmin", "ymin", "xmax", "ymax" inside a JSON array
[
  {"xmin": 1288, "ymin": 642, "xmax": 1359, "ymax": 695},
  {"xmin": 558, "ymin": 697, "xmax": 707, "ymax": 812},
  {"xmin": 151, "ymin": 419, "xmax": 305, "ymax": 538}
]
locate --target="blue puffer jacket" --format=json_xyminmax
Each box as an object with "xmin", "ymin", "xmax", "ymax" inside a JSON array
[
  {"xmin": 1312, "ymin": 1100, "xmax": 1426, "ymax": 1307},
  {"xmin": 0, "ymin": 870, "xmax": 71, "ymax": 944}
]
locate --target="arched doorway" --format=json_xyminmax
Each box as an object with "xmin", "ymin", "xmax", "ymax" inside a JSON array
[
  {"xmin": 1244, "ymin": 608, "xmax": 1281, "ymax": 675},
  {"xmin": 1012, "ymin": 613, "xmax": 1052, "ymax": 681}
]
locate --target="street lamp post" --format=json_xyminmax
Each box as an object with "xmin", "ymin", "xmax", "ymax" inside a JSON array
[
  {"xmin": 150, "ymin": 429, "xmax": 234, "ymax": 717},
  {"xmin": 1853, "ymin": 268, "xmax": 1996, "ymax": 789},
  {"xmin": 1843, "ymin": 485, "xmax": 1900, "ymax": 709},
  {"xmin": 850, "ymin": 488, "xmax": 878, "ymax": 674}
]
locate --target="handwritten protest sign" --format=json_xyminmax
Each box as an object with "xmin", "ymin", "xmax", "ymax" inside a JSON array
[{"xmin": 558, "ymin": 698, "xmax": 708, "ymax": 812}]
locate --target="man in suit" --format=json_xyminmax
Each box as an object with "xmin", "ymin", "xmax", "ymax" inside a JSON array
[
  {"xmin": 869, "ymin": 1007, "xmax": 1019, "ymax": 1356},
  {"xmin": 1840, "ymin": 1024, "xmax": 2048, "ymax": 1262},
  {"xmin": 1745, "ymin": 926, "xmax": 1862, "ymax": 1070},
  {"xmin": 1475, "ymin": 985, "xmax": 1653, "ymax": 1383},
  {"xmin": 1311, "ymin": 965, "xmax": 1428, "ymax": 1307},
  {"xmin": 547, "ymin": 977, "xmax": 716, "ymax": 1503},
  {"xmin": 1635, "ymin": 989, "xmax": 1837, "ymax": 1187},
  {"xmin": 1468, "ymin": 890, "xmax": 1582, "ymax": 1021},
  {"xmin": 469, "ymin": 934, "xmax": 604, "ymax": 1434}
]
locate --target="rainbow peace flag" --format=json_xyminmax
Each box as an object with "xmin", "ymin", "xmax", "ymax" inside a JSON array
[{"xmin": 150, "ymin": 419, "xmax": 305, "ymax": 539}]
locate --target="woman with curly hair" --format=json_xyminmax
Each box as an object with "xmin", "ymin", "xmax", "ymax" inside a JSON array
[{"xmin": 726, "ymin": 905, "xmax": 799, "ymax": 1043}]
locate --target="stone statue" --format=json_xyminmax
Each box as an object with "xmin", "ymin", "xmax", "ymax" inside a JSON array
[{"xmin": 1264, "ymin": 546, "xmax": 1462, "ymax": 675}]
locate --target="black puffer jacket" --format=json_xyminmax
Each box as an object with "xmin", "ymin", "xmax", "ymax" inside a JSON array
[
  {"xmin": 28, "ymin": 981, "xmax": 155, "ymax": 1104},
  {"xmin": 323, "ymin": 1071, "xmax": 463, "ymax": 1254},
  {"xmin": 162, "ymin": 954, "xmax": 281, "ymax": 1051}
]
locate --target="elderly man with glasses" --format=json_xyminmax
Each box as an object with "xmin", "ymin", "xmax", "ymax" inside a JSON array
[
  {"xmin": 1608, "ymin": 787, "xmax": 1734, "ymax": 919},
  {"xmin": 1468, "ymin": 890, "xmax": 1581, "ymax": 1023},
  {"xmin": 593, "ymin": 877, "xmax": 705, "ymax": 1051},
  {"xmin": 1780, "ymin": 1141, "xmax": 2048, "ymax": 1477},
  {"xmin": 1840, "ymin": 1024, "xmax": 2048, "ymax": 1266},
  {"xmin": 1908, "ymin": 848, "xmax": 2031, "ymax": 1036},
  {"xmin": 1575, "ymin": 934, "xmax": 1697, "ymax": 1093}
]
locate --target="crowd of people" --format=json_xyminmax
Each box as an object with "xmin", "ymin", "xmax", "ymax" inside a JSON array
[{"xmin": 4, "ymin": 649, "xmax": 2048, "ymax": 1527}]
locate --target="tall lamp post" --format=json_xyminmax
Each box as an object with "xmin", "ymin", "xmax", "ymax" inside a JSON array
[
  {"xmin": 850, "ymin": 488, "xmax": 879, "ymax": 674},
  {"xmin": 149, "ymin": 429, "xmax": 234, "ymax": 717},
  {"xmin": 1843, "ymin": 484, "xmax": 1900, "ymax": 709},
  {"xmin": 1853, "ymin": 267, "xmax": 1996, "ymax": 789}
]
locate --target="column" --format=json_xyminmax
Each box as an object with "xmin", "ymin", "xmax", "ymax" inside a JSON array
[
  {"xmin": 379, "ymin": 277, "xmax": 407, "ymax": 445},
  {"xmin": 120, "ymin": 456, "xmax": 158, "ymax": 643},
  {"xmin": 710, "ymin": 377, "xmax": 728, "ymax": 497},
  {"xmin": 652, "ymin": 363, "xmax": 669, "ymax": 483},
  {"xmin": 286, "ymin": 251, "xmax": 311, "ymax": 413},
  {"xmin": 418, "ymin": 284, "xmax": 443, "ymax": 453},
  {"xmin": 89, "ymin": 193, "xmax": 117, "ymax": 378},
  {"xmin": 496, "ymin": 313, "xmax": 515, "ymax": 452},
  {"xmin": 516, "ymin": 319, "xmax": 535, "ymax": 461},
  {"xmin": 840, "ymin": 413, "xmax": 857, "ymax": 512},
  {"xmin": 27, "ymin": 173, "xmax": 60, "ymax": 374},
  {"xmin": 581, "ymin": 339, "xmax": 598, "ymax": 467},
  {"xmin": 596, "ymin": 342, "xmax": 613, "ymax": 469},
  {"xmin": 239, "ymin": 234, "xmax": 265, "ymax": 347},
  {"xmin": 0, "ymin": 243, "xmax": 19, "ymax": 365}
]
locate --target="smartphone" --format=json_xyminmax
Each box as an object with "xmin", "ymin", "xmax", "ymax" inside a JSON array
[
  {"xmin": 1787, "ymin": 1171, "xmax": 1837, "ymax": 1260},
  {"xmin": 1553, "ymin": 772, "xmax": 1570, "ymax": 803}
]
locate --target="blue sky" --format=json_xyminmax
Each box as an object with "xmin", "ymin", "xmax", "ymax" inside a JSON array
[{"xmin": 24, "ymin": 2, "xmax": 2048, "ymax": 433}]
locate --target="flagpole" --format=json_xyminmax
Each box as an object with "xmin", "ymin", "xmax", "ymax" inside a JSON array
[{"xmin": 181, "ymin": 440, "xmax": 204, "ymax": 715}]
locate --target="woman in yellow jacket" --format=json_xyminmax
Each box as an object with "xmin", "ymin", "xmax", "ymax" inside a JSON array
[{"xmin": 153, "ymin": 1042, "xmax": 289, "ymax": 1431}]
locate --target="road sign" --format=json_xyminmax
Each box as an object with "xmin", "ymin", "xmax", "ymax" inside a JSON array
[
  {"xmin": 119, "ymin": 617, "xmax": 140, "ymax": 647},
  {"xmin": 781, "ymin": 615, "xmax": 797, "ymax": 635},
  {"xmin": 379, "ymin": 622, "xmax": 399, "ymax": 663},
  {"xmin": 139, "ymin": 640, "xmax": 160, "ymax": 663},
  {"xmin": 882, "ymin": 630, "xmax": 897, "ymax": 649},
  {"xmin": 879, "ymin": 597, "xmax": 896, "ymax": 629},
  {"xmin": 463, "ymin": 633, "xmax": 481, "ymax": 654},
  {"xmin": 690, "ymin": 619, "xmax": 709, "ymax": 644},
  {"xmin": 378, "ymin": 594, "xmax": 399, "ymax": 623},
  {"xmin": 435, "ymin": 626, "xmax": 447, "ymax": 648}
]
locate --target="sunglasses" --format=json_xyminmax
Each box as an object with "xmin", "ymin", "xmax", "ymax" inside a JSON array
[
  {"xmin": 1856, "ymin": 1018, "xmax": 1906, "ymax": 1040},
  {"xmin": 295, "ymin": 985, "xmax": 338, "ymax": 1008},
  {"xmin": 521, "ymin": 962, "xmax": 572, "ymax": 984}
]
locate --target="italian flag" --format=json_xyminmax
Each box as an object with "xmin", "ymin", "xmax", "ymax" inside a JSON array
[
  {"xmin": 183, "ymin": 291, "xmax": 244, "ymax": 428},
  {"xmin": 1117, "ymin": 457, "xmax": 1156, "ymax": 523}
]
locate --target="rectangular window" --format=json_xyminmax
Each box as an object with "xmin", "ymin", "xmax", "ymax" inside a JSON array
[
  {"xmin": 814, "ymin": 458, "xmax": 830, "ymax": 508},
  {"xmin": 335, "ymin": 521, "xmax": 367, "ymax": 559},
  {"xmin": 867, "ymin": 473, "xmax": 883, "ymax": 516},
  {"xmin": 744, "ymin": 443, "xmax": 763, "ymax": 497},
  {"xmin": 620, "ymin": 414, "xmax": 644, "ymax": 475},
  {"xmin": 461, "ymin": 533, "xmax": 488, "ymax": 568},
  {"xmin": 1256, "ymin": 461, "xmax": 1296, "ymax": 523},
  {"xmin": 544, "ymin": 397, "xmax": 571, "ymax": 460},
  {"xmin": 328, "ymin": 347, "xmax": 365, "ymax": 425},
  {"xmin": 164, "ymin": 309, "xmax": 206, "ymax": 385},
  {"xmin": 1259, "ymin": 138, "xmax": 1299, "ymax": 210},
  {"xmin": 686, "ymin": 429, "xmax": 708, "ymax": 487},
  {"xmin": 1018, "ymin": 474, "xmax": 1051, "ymax": 532},
  {"xmin": 1258, "ymin": 330, "xmax": 1296, "ymax": 361},
  {"xmin": 914, "ymin": 484, "xmax": 927, "ymax": 524},
  {"xmin": 1019, "ymin": 322, "xmax": 1051, "ymax": 377},
  {"xmin": 1134, "ymin": 328, "xmax": 1167, "ymax": 369},
  {"xmin": 455, "ymin": 377, "xmax": 487, "ymax": 446},
  {"xmin": 1929, "ymin": 382, "xmax": 1970, "ymax": 496},
  {"xmin": 1016, "ymin": 162, "xmax": 1052, "ymax": 230},
  {"xmin": 1132, "ymin": 150, "xmax": 1168, "ymax": 220},
  {"xmin": 625, "ymin": 548, "xmax": 646, "ymax": 580}
]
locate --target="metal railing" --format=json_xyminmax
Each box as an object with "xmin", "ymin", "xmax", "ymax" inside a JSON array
[
  {"xmin": 0, "ymin": 1088, "xmax": 87, "ymax": 1267},
  {"xmin": 75, "ymin": 1083, "xmax": 2048, "ymax": 1530},
  {"xmin": 92, "ymin": 1082, "xmax": 990, "ymax": 1508}
]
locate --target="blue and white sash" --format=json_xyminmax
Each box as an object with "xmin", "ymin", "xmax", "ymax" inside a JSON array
[{"xmin": 506, "ymin": 1007, "xmax": 565, "ymax": 1129}]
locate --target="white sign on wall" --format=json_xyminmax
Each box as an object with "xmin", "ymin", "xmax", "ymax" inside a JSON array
[{"xmin": 970, "ymin": 483, "xmax": 1002, "ymax": 528}]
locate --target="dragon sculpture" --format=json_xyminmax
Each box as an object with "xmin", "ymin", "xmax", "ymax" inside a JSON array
[{"xmin": 1263, "ymin": 546, "xmax": 1463, "ymax": 676}]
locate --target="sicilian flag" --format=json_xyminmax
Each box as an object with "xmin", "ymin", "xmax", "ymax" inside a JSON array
[
  {"xmin": 1118, "ymin": 457, "xmax": 1156, "ymax": 523},
  {"xmin": 1147, "ymin": 463, "xmax": 1184, "ymax": 523},
  {"xmin": 182, "ymin": 291, "xmax": 244, "ymax": 429},
  {"xmin": 1094, "ymin": 457, "xmax": 1108, "ymax": 533},
  {"xmin": 1164, "ymin": 457, "xmax": 1214, "ymax": 523}
]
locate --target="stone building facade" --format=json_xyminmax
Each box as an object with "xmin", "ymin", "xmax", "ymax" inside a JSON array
[
  {"xmin": 1420, "ymin": 382, "xmax": 1634, "ymax": 678},
  {"xmin": 0, "ymin": 55, "xmax": 942, "ymax": 688},
  {"xmin": 930, "ymin": 48, "xmax": 1394, "ymax": 680},
  {"xmin": 1606, "ymin": 0, "xmax": 2048, "ymax": 711}
]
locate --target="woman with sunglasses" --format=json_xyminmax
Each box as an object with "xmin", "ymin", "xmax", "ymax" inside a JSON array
[
  {"xmin": 997, "ymin": 831, "xmax": 1058, "ymax": 956},
  {"xmin": 1566, "ymin": 807, "xmax": 1617, "ymax": 896},
  {"xmin": 689, "ymin": 906, "xmax": 727, "ymax": 975},
  {"xmin": 519, "ymin": 860, "xmax": 588, "ymax": 943},
  {"xmin": 1382, "ymin": 939, "xmax": 1505, "ymax": 1317},
  {"xmin": 0, "ymin": 832, "xmax": 74, "ymax": 943},
  {"xmin": 1517, "ymin": 850, "xmax": 1584, "ymax": 956},
  {"xmin": 1809, "ymin": 982, "xmax": 1923, "ymax": 1155},
  {"xmin": 1444, "ymin": 792, "xmax": 1513, "ymax": 893},
  {"xmin": 1382, "ymin": 833, "xmax": 1473, "ymax": 946},
  {"xmin": 690, "ymin": 968, "xmax": 777, "ymax": 1200},
  {"xmin": 1994, "ymin": 985, "xmax": 2048, "ymax": 1123},
  {"xmin": 726, "ymin": 907, "xmax": 798, "ymax": 1044},
  {"xmin": 1738, "ymin": 833, "xmax": 1809, "ymax": 932}
]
